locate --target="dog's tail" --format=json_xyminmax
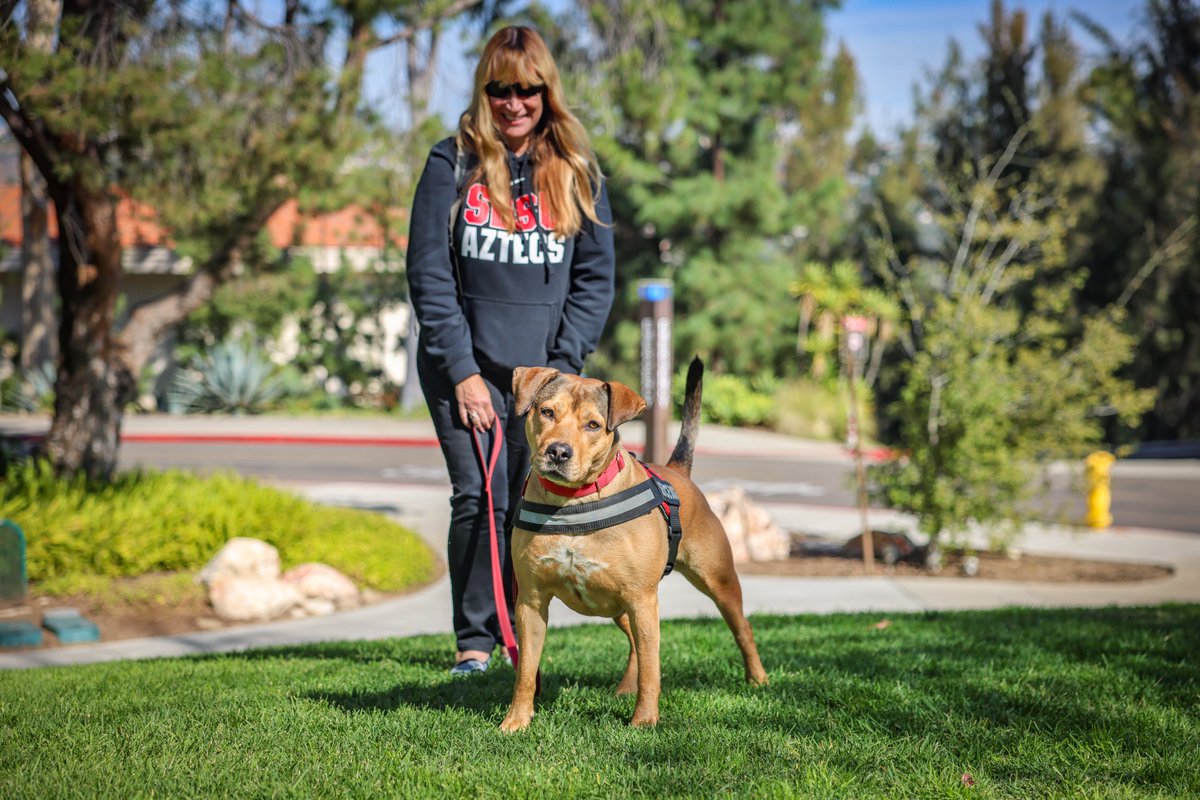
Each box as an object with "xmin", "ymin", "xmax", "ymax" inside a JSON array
[{"xmin": 667, "ymin": 357, "xmax": 703, "ymax": 476}]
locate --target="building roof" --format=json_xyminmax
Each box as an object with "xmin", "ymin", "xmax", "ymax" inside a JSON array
[{"xmin": 0, "ymin": 186, "xmax": 407, "ymax": 252}]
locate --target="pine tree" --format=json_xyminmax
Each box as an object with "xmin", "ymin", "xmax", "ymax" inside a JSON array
[
  {"xmin": 558, "ymin": 0, "xmax": 856, "ymax": 385},
  {"xmin": 1079, "ymin": 0, "xmax": 1200, "ymax": 440}
]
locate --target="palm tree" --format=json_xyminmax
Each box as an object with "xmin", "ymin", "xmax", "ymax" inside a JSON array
[{"xmin": 791, "ymin": 260, "xmax": 899, "ymax": 386}]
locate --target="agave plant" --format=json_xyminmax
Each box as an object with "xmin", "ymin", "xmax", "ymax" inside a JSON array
[
  {"xmin": 168, "ymin": 340, "xmax": 287, "ymax": 415},
  {"xmin": 0, "ymin": 361, "xmax": 56, "ymax": 413}
]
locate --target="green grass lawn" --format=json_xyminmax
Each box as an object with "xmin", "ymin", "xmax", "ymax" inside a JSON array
[{"xmin": 2, "ymin": 605, "xmax": 1197, "ymax": 798}]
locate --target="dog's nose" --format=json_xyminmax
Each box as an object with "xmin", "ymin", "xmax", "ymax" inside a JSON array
[{"xmin": 545, "ymin": 442, "xmax": 573, "ymax": 464}]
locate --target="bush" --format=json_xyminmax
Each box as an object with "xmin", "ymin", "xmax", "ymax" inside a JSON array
[
  {"xmin": 673, "ymin": 370, "xmax": 777, "ymax": 427},
  {"xmin": 0, "ymin": 461, "xmax": 437, "ymax": 595},
  {"xmin": 770, "ymin": 378, "xmax": 876, "ymax": 443}
]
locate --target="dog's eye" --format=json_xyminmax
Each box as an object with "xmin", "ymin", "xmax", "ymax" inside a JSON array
[
  {"xmin": 586, "ymin": 420, "xmax": 602, "ymax": 432},
  {"xmin": 540, "ymin": 407, "xmax": 555, "ymax": 420}
]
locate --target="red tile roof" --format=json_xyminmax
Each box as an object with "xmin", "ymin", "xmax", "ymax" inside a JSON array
[{"xmin": 0, "ymin": 186, "xmax": 407, "ymax": 251}]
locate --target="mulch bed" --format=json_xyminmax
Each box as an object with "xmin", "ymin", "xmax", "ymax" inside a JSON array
[{"xmin": 737, "ymin": 548, "xmax": 1173, "ymax": 582}]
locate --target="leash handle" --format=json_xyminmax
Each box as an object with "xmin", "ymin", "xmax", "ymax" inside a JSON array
[{"xmin": 471, "ymin": 419, "xmax": 520, "ymax": 670}]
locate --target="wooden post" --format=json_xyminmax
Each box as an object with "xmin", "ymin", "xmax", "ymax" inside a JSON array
[
  {"xmin": 638, "ymin": 280, "xmax": 673, "ymax": 465},
  {"xmin": 843, "ymin": 316, "xmax": 874, "ymax": 575}
]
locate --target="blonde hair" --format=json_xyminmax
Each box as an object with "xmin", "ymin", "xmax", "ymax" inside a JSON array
[{"xmin": 456, "ymin": 26, "xmax": 604, "ymax": 238}]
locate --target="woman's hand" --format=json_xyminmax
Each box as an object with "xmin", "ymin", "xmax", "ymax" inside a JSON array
[{"xmin": 455, "ymin": 374, "xmax": 496, "ymax": 430}]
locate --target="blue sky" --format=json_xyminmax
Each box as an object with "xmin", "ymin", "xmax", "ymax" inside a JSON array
[
  {"xmin": 366, "ymin": 0, "xmax": 1144, "ymax": 136},
  {"xmin": 826, "ymin": 0, "xmax": 1142, "ymax": 133}
]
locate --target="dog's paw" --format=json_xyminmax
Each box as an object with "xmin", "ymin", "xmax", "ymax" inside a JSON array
[
  {"xmin": 747, "ymin": 670, "xmax": 769, "ymax": 687},
  {"xmin": 499, "ymin": 711, "xmax": 533, "ymax": 733},
  {"xmin": 629, "ymin": 711, "xmax": 659, "ymax": 728}
]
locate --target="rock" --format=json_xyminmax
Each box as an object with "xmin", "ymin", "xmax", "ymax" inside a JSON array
[
  {"xmin": 299, "ymin": 597, "xmax": 338, "ymax": 617},
  {"xmin": 198, "ymin": 538, "xmax": 281, "ymax": 587},
  {"xmin": 281, "ymin": 563, "xmax": 361, "ymax": 610},
  {"xmin": 208, "ymin": 576, "xmax": 304, "ymax": 622},
  {"xmin": 705, "ymin": 486, "xmax": 790, "ymax": 563}
]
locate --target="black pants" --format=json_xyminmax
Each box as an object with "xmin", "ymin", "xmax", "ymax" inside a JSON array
[{"xmin": 417, "ymin": 349, "xmax": 529, "ymax": 655}]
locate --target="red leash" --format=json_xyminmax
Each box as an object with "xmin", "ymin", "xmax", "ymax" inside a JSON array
[{"xmin": 471, "ymin": 419, "xmax": 520, "ymax": 670}]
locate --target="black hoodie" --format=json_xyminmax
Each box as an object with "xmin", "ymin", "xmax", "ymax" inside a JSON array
[{"xmin": 406, "ymin": 137, "xmax": 616, "ymax": 384}]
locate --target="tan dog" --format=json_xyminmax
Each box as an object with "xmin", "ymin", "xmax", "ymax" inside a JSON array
[{"xmin": 500, "ymin": 358, "xmax": 768, "ymax": 732}]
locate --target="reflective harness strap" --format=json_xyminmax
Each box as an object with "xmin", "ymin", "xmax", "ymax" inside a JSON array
[
  {"xmin": 514, "ymin": 464, "xmax": 683, "ymax": 577},
  {"xmin": 642, "ymin": 465, "xmax": 683, "ymax": 577}
]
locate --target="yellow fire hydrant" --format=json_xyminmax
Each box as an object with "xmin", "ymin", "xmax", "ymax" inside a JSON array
[{"xmin": 1085, "ymin": 451, "xmax": 1115, "ymax": 529}]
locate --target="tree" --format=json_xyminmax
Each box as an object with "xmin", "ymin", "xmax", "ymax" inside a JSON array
[
  {"xmin": 1079, "ymin": 0, "xmax": 1200, "ymax": 440},
  {"xmin": 861, "ymin": 5, "xmax": 1151, "ymax": 544},
  {"xmin": 868, "ymin": 127, "xmax": 1151, "ymax": 545},
  {"xmin": 16, "ymin": 0, "xmax": 59, "ymax": 375},
  {"xmin": 0, "ymin": 0, "xmax": 481, "ymax": 479},
  {"xmin": 791, "ymin": 260, "xmax": 898, "ymax": 387},
  {"xmin": 554, "ymin": 0, "xmax": 857, "ymax": 385}
]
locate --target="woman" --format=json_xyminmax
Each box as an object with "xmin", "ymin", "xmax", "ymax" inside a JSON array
[{"xmin": 406, "ymin": 26, "xmax": 616, "ymax": 674}]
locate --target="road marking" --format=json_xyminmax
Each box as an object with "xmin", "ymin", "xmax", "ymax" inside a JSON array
[
  {"xmin": 381, "ymin": 466, "xmax": 450, "ymax": 481},
  {"xmin": 699, "ymin": 478, "xmax": 826, "ymax": 498}
]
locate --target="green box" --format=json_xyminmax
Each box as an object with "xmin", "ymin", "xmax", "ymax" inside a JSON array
[
  {"xmin": 0, "ymin": 620, "xmax": 43, "ymax": 648},
  {"xmin": 44, "ymin": 614, "xmax": 100, "ymax": 644}
]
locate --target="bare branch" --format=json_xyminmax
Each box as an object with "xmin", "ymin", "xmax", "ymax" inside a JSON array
[
  {"xmin": 0, "ymin": 80, "xmax": 63, "ymax": 195},
  {"xmin": 1116, "ymin": 216, "xmax": 1197, "ymax": 308},
  {"xmin": 947, "ymin": 123, "xmax": 1030, "ymax": 294}
]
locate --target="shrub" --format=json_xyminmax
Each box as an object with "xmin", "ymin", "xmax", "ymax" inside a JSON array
[
  {"xmin": 673, "ymin": 370, "xmax": 777, "ymax": 427},
  {"xmin": 0, "ymin": 462, "xmax": 437, "ymax": 594},
  {"xmin": 770, "ymin": 378, "xmax": 876, "ymax": 443}
]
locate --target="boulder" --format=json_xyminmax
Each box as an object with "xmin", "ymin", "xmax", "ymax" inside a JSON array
[
  {"xmin": 281, "ymin": 563, "xmax": 361, "ymax": 610},
  {"xmin": 198, "ymin": 537, "xmax": 281, "ymax": 587},
  {"xmin": 705, "ymin": 486, "xmax": 790, "ymax": 563},
  {"xmin": 208, "ymin": 576, "xmax": 305, "ymax": 622},
  {"xmin": 297, "ymin": 597, "xmax": 338, "ymax": 617}
]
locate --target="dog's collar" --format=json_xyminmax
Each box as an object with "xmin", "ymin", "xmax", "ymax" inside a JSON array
[{"xmin": 537, "ymin": 450, "xmax": 626, "ymax": 498}]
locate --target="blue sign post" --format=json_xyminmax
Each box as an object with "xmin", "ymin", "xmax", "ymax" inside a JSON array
[{"xmin": 637, "ymin": 280, "xmax": 673, "ymax": 464}]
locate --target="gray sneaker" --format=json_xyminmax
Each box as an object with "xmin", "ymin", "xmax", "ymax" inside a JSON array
[{"xmin": 449, "ymin": 657, "xmax": 489, "ymax": 676}]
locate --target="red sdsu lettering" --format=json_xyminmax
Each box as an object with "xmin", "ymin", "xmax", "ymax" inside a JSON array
[
  {"xmin": 514, "ymin": 195, "xmax": 537, "ymax": 232},
  {"xmin": 463, "ymin": 184, "xmax": 490, "ymax": 226},
  {"xmin": 462, "ymin": 183, "xmax": 554, "ymax": 232}
]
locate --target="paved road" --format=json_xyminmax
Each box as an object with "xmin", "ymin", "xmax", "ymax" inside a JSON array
[{"xmin": 118, "ymin": 440, "xmax": 1200, "ymax": 534}]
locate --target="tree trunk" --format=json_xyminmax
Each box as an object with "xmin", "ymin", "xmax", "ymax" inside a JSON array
[
  {"xmin": 19, "ymin": 152, "xmax": 56, "ymax": 373},
  {"xmin": 43, "ymin": 187, "xmax": 129, "ymax": 481},
  {"xmin": 16, "ymin": 0, "xmax": 60, "ymax": 374}
]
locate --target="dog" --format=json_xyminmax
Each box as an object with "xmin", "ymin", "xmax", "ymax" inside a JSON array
[{"xmin": 500, "ymin": 358, "xmax": 768, "ymax": 732}]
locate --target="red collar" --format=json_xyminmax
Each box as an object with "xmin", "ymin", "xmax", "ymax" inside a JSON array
[{"xmin": 537, "ymin": 451, "xmax": 626, "ymax": 498}]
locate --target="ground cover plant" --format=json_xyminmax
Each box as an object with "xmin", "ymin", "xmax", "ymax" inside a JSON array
[
  {"xmin": 0, "ymin": 461, "xmax": 436, "ymax": 595},
  {"xmin": 1, "ymin": 605, "xmax": 1196, "ymax": 798}
]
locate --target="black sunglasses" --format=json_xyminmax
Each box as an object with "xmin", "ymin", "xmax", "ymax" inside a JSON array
[{"xmin": 485, "ymin": 81, "xmax": 544, "ymax": 99}]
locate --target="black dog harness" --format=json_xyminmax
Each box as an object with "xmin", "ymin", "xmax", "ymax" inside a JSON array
[{"xmin": 515, "ymin": 461, "xmax": 684, "ymax": 577}]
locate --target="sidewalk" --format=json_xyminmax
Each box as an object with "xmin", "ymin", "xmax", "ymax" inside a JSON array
[{"xmin": 1, "ymin": 413, "xmax": 1198, "ymax": 670}]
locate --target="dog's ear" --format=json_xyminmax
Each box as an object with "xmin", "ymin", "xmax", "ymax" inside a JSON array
[
  {"xmin": 605, "ymin": 380, "xmax": 646, "ymax": 431},
  {"xmin": 513, "ymin": 367, "xmax": 560, "ymax": 416}
]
